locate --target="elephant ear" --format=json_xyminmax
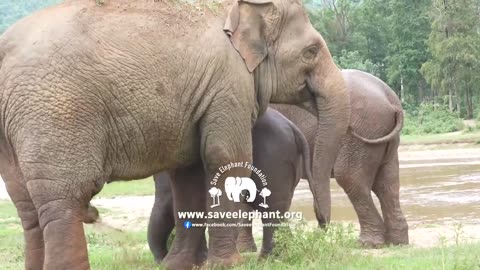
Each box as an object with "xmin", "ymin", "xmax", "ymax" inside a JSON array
[{"xmin": 224, "ymin": 0, "xmax": 274, "ymax": 72}]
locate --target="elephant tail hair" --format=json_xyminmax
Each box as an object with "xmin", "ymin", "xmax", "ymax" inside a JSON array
[
  {"xmin": 287, "ymin": 119, "xmax": 313, "ymax": 182},
  {"xmin": 349, "ymin": 109, "xmax": 403, "ymax": 144},
  {"xmin": 84, "ymin": 203, "xmax": 100, "ymax": 224}
]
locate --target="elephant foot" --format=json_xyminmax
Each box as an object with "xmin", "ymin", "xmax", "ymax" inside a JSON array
[
  {"xmin": 237, "ymin": 240, "xmax": 257, "ymax": 253},
  {"xmin": 358, "ymin": 232, "xmax": 385, "ymax": 248},
  {"xmin": 152, "ymin": 250, "xmax": 167, "ymax": 264},
  {"xmin": 259, "ymin": 248, "xmax": 273, "ymax": 258},
  {"xmin": 163, "ymin": 251, "xmax": 206, "ymax": 270},
  {"xmin": 385, "ymin": 227, "xmax": 409, "ymax": 245},
  {"xmin": 207, "ymin": 251, "xmax": 243, "ymax": 268},
  {"xmin": 237, "ymin": 242, "xmax": 257, "ymax": 253}
]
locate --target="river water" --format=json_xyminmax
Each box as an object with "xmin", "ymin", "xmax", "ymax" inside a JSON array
[{"xmin": 290, "ymin": 147, "xmax": 480, "ymax": 225}]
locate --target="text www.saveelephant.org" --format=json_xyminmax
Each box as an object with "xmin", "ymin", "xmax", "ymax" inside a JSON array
[{"xmin": 177, "ymin": 209, "xmax": 303, "ymax": 221}]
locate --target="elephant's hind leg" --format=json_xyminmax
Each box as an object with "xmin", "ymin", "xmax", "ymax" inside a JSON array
[
  {"xmin": 372, "ymin": 152, "xmax": 408, "ymax": 245},
  {"xmin": 148, "ymin": 172, "xmax": 176, "ymax": 262},
  {"xmin": 163, "ymin": 163, "xmax": 208, "ymax": 270},
  {"xmin": 2, "ymin": 165, "xmax": 44, "ymax": 270},
  {"xmin": 21, "ymin": 160, "xmax": 105, "ymax": 270},
  {"xmin": 336, "ymin": 171, "xmax": 385, "ymax": 248}
]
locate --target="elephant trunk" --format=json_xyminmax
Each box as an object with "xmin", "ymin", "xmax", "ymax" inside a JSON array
[{"xmin": 308, "ymin": 60, "xmax": 350, "ymax": 227}]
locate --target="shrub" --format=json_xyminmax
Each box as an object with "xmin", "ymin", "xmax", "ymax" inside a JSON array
[
  {"xmin": 270, "ymin": 222, "xmax": 356, "ymax": 268},
  {"xmin": 402, "ymin": 103, "xmax": 464, "ymax": 135}
]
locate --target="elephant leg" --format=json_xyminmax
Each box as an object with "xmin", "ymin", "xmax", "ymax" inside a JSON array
[
  {"xmin": 235, "ymin": 203, "xmax": 256, "ymax": 253},
  {"xmin": 372, "ymin": 153, "xmax": 408, "ymax": 245},
  {"xmin": 19, "ymin": 159, "xmax": 105, "ymax": 270},
  {"xmin": 236, "ymin": 224, "xmax": 256, "ymax": 252},
  {"xmin": 163, "ymin": 163, "xmax": 208, "ymax": 270},
  {"xmin": 148, "ymin": 173, "xmax": 175, "ymax": 263},
  {"xmin": 337, "ymin": 172, "xmax": 385, "ymax": 248},
  {"xmin": 259, "ymin": 191, "xmax": 294, "ymax": 257},
  {"xmin": 2, "ymin": 166, "xmax": 44, "ymax": 270},
  {"xmin": 199, "ymin": 106, "xmax": 253, "ymax": 267}
]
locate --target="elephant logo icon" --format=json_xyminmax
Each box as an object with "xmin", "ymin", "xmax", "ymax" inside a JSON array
[
  {"xmin": 224, "ymin": 177, "xmax": 257, "ymax": 202},
  {"xmin": 209, "ymin": 187, "xmax": 222, "ymax": 208}
]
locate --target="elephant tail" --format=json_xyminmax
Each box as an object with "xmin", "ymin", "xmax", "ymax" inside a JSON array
[
  {"xmin": 83, "ymin": 203, "xmax": 100, "ymax": 224},
  {"xmin": 349, "ymin": 109, "xmax": 403, "ymax": 144},
  {"xmin": 286, "ymin": 119, "xmax": 313, "ymax": 182}
]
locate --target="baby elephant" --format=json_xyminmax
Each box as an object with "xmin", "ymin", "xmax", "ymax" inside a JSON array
[{"xmin": 147, "ymin": 107, "xmax": 314, "ymax": 261}]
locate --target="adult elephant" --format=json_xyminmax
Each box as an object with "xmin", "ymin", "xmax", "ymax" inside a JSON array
[
  {"xmin": 0, "ymin": 0, "xmax": 348, "ymax": 269},
  {"xmin": 272, "ymin": 69, "xmax": 408, "ymax": 246}
]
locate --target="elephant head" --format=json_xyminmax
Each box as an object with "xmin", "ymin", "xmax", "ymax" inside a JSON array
[
  {"xmin": 224, "ymin": 0, "xmax": 325, "ymax": 114},
  {"xmin": 225, "ymin": 0, "xmax": 350, "ymax": 222}
]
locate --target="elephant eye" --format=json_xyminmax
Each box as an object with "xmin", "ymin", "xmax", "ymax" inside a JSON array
[{"xmin": 303, "ymin": 45, "xmax": 320, "ymax": 60}]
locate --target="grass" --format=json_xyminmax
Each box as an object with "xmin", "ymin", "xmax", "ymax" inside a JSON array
[
  {"xmin": 231, "ymin": 224, "xmax": 480, "ymax": 270},
  {"xmin": 96, "ymin": 177, "xmax": 154, "ymax": 198},
  {"xmin": 400, "ymin": 130, "xmax": 480, "ymax": 145},
  {"xmin": 0, "ymin": 201, "xmax": 158, "ymax": 270},
  {"xmin": 1, "ymin": 199, "xmax": 479, "ymax": 270}
]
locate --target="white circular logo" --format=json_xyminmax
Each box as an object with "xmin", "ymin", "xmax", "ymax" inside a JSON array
[{"xmin": 209, "ymin": 162, "xmax": 271, "ymax": 209}]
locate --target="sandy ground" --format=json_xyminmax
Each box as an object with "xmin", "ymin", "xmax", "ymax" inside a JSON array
[
  {"xmin": 398, "ymin": 145, "xmax": 480, "ymax": 161},
  {"xmin": 1, "ymin": 145, "xmax": 480, "ymax": 249}
]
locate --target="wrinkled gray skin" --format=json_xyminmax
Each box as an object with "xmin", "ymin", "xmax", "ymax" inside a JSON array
[
  {"xmin": 0, "ymin": 0, "xmax": 331, "ymax": 269},
  {"xmin": 147, "ymin": 107, "xmax": 314, "ymax": 261},
  {"xmin": 272, "ymin": 69, "xmax": 408, "ymax": 247}
]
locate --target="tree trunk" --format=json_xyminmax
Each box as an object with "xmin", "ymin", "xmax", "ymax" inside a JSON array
[
  {"xmin": 448, "ymin": 75, "xmax": 454, "ymax": 112},
  {"xmin": 448, "ymin": 87, "xmax": 453, "ymax": 112},
  {"xmin": 453, "ymin": 79, "xmax": 460, "ymax": 115},
  {"xmin": 466, "ymin": 86, "xmax": 473, "ymax": 119},
  {"xmin": 400, "ymin": 73, "xmax": 405, "ymax": 102}
]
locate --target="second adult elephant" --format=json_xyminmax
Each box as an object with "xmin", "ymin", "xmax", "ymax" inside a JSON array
[{"xmin": 273, "ymin": 69, "xmax": 409, "ymax": 247}]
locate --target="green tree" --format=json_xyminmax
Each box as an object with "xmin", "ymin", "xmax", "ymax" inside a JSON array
[
  {"xmin": 353, "ymin": 0, "xmax": 390, "ymax": 81},
  {"xmin": 421, "ymin": 0, "xmax": 480, "ymax": 118},
  {"xmin": 384, "ymin": 0, "xmax": 431, "ymax": 104}
]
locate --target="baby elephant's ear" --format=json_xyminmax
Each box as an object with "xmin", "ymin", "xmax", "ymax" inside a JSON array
[{"xmin": 224, "ymin": 0, "xmax": 274, "ymax": 72}]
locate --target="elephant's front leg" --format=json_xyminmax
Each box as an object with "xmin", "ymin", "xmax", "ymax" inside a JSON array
[
  {"xmin": 236, "ymin": 203, "xmax": 257, "ymax": 253},
  {"xmin": 200, "ymin": 105, "xmax": 254, "ymax": 267},
  {"xmin": 163, "ymin": 163, "xmax": 208, "ymax": 270}
]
